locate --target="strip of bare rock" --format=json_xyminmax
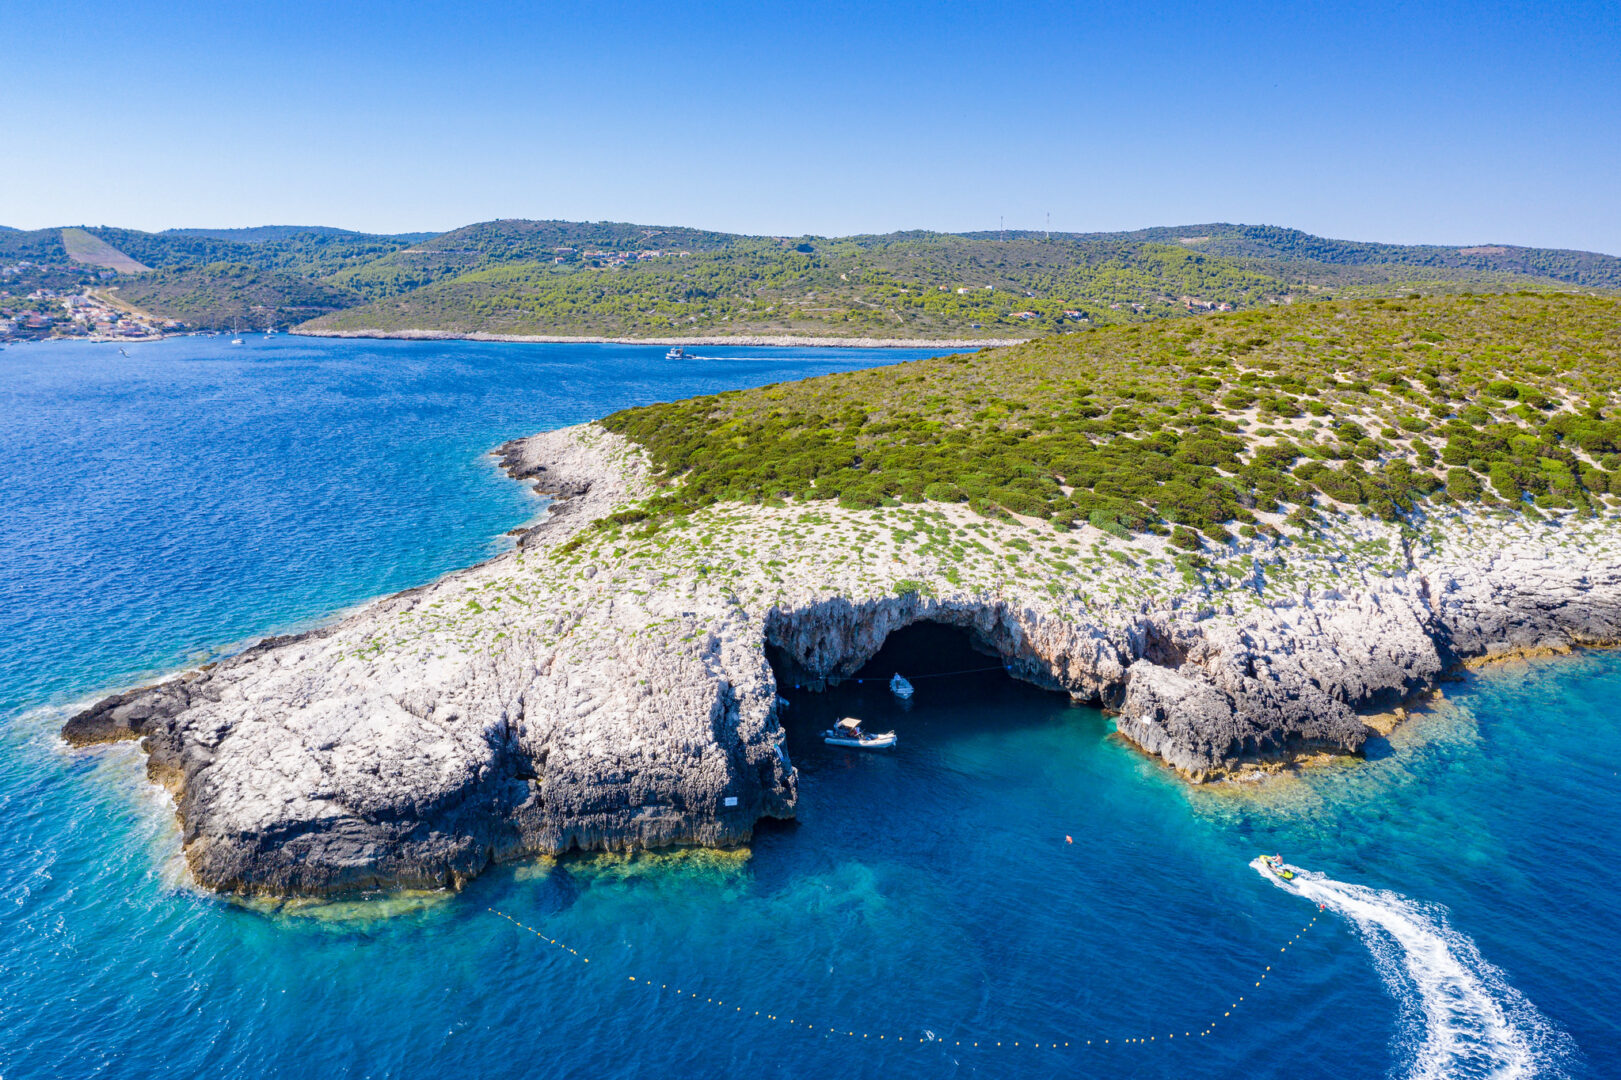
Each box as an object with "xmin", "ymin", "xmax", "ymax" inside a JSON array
[{"xmin": 64, "ymin": 424, "xmax": 1621, "ymax": 895}]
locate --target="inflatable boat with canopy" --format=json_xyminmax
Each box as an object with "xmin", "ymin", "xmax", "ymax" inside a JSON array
[{"xmin": 821, "ymin": 717, "xmax": 897, "ymax": 749}]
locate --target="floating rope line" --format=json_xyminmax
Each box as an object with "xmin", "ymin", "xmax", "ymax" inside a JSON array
[{"xmin": 490, "ymin": 906, "xmax": 1324, "ymax": 1051}]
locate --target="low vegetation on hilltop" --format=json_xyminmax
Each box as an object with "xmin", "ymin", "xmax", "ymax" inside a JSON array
[{"xmin": 601, "ymin": 293, "xmax": 1621, "ymax": 538}]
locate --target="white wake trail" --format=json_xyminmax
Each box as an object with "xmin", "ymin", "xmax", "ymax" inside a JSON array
[{"xmin": 1252, "ymin": 859, "xmax": 1571, "ymax": 1080}]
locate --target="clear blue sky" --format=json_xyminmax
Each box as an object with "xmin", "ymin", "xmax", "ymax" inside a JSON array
[{"xmin": 4, "ymin": 0, "xmax": 1618, "ymax": 252}]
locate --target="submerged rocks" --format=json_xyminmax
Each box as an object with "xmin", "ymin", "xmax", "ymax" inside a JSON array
[{"xmin": 62, "ymin": 423, "xmax": 1621, "ymax": 895}]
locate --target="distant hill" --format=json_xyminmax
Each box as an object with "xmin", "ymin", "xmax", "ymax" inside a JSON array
[
  {"xmin": 0, "ymin": 227, "xmax": 69, "ymax": 263},
  {"xmin": 327, "ymin": 218, "xmax": 741, "ymax": 301},
  {"xmin": 109, "ymin": 263, "xmax": 360, "ymax": 330},
  {"xmin": 308, "ymin": 222, "xmax": 1613, "ymax": 340},
  {"xmin": 960, "ymin": 224, "xmax": 1621, "ymax": 292},
  {"xmin": 5, "ymin": 217, "xmax": 1617, "ymax": 338},
  {"xmin": 310, "ymin": 234, "xmax": 1285, "ymax": 339},
  {"xmin": 83, "ymin": 226, "xmax": 423, "ymax": 278},
  {"xmin": 163, "ymin": 225, "xmax": 437, "ymax": 244}
]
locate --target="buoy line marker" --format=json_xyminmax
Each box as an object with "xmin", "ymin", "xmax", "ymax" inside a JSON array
[{"xmin": 489, "ymin": 907, "xmax": 1324, "ymax": 1050}]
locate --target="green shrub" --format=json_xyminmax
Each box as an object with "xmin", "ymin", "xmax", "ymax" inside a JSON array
[
  {"xmin": 1446, "ymin": 467, "xmax": 1483, "ymax": 500},
  {"xmin": 1088, "ymin": 508, "xmax": 1132, "ymax": 539},
  {"xmin": 1488, "ymin": 461, "xmax": 1523, "ymax": 501},
  {"xmin": 1170, "ymin": 526, "xmax": 1201, "ymax": 550}
]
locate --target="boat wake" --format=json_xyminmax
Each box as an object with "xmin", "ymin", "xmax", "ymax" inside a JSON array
[{"xmin": 1252, "ymin": 859, "xmax": 1571, "ymax": 1080}]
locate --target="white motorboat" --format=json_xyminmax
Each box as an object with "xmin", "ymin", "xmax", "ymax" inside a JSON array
[
  {"xmin": 665, "ymin": 346, "xmax": 687, "ymax": 360},
  {"xmin": 822, "ymin": 717, "xmax": 896, "ymax": 749},
  {"xmin": 889, "ymin": 673, "xmax": 915, "ymax": 698}
]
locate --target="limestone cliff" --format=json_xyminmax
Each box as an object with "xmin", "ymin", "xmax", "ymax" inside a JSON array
[{"xmin": 63, "ymin": 424, "xmax": 1621, "ymax": 895}]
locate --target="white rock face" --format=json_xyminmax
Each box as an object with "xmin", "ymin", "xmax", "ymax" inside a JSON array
[{"xmin": 64, "ymin": 424, "xmax": 1621, "ymax": 895}]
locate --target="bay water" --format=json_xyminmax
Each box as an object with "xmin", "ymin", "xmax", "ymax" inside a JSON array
[{"xmin": 0, "ymin": 336, "xmax": 1614, "ymax": 1078}]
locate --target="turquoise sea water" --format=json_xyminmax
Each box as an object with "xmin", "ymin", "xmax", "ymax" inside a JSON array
[{"xmin": 1, "ymin": 336, "xmax": 1616, "ymax": 1079}]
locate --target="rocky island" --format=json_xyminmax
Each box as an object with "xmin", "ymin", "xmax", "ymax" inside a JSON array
[{"xmin": 64, "ymin": 292, "xmax": 1621, "ymax": 896}]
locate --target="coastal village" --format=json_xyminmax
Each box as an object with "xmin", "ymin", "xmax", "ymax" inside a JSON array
[{"xmin": 0, "ymin": 273, "xmax": 177, "ymax": 342}]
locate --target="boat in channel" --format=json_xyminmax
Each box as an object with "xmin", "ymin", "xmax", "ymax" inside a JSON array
[{"xmin": 822, "ymin": 717, "xmax": 897, "ymax": 749}]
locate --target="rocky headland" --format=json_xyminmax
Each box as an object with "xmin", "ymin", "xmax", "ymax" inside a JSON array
[{"xmin": 63, "ymin": 422, "xmax": 1621, "ymax": 896}]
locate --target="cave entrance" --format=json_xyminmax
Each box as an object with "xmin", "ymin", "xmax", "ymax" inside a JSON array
[{"xmin": 768, "ymin": 621, "xmax": 1085, "ymax": 771}]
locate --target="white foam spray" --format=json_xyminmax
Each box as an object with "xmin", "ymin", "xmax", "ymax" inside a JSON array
[{"xmin": 1252, "ymin": 859, "xmax": 1572, "ymax": 1080}]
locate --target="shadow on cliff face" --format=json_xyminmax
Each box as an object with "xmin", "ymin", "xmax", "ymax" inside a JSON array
[{"xmin": 767, "ymin": 621, "xmax": 1095, "ymax": 777}]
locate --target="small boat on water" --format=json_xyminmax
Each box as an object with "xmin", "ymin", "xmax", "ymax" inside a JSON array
[
  {"xmin": 822, "ymin": 717, "xmax": 896, "ymax": 749},
  {"xmin": 1261, "ymin": 854, "xmax": 1295, "ymax": 881},
  {"xmin": 889, "ymin": 673, "xmax": 915, "ymax": 698},
  {"xmin": 665, "ymin": 346, "xmax": 687, "ymax": 360}
]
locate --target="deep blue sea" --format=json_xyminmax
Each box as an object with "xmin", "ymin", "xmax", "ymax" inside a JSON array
[{"xmin": 1, "ymin": 335, "xmax": 1616, "ymax": 1080}]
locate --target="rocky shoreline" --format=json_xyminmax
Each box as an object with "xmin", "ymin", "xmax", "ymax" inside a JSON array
[
  {"xmin": 63, "ymin": 424, "xmax": 1621, "ymax": 896},
  {"xmin": 291, "ymin": 328, "xmax": 1028, "ymax": 349}
]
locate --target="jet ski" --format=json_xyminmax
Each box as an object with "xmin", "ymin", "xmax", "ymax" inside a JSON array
[
  {"xmin": 1261, "ymin": 854, "xmax": 1295, "ymax": 881},
  {"xmin": 822, "ymin": 717, "xmax": 897, "ymax": 749}
]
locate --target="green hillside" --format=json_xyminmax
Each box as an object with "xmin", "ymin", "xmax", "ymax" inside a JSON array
[
  {"xmin": 163, "ymin": 225, "xmax": 436, "ymax": 244},
  {"xmin": 109, "ymin": 264, "xmax": 360, "ymax": 330},
  {"xmin": 6, "ymin": 216, "xmax": 1617, "ymax": 340},
  {"xmin": 600, "ymin": 292, "xmax": 1621, "ymax": 540},
  {"xmin": 0, "ymin": 228, "xmax": 70, "ymax": 264},
  {"xmin": 307, "ymin": 235, "xmax": 1289, "ymax": 338},
  {"xmin": 325, "ymin": 218, "xmax": 742, "ymax": 301},
  {"xmin": 965, "ymin": 224, "xmax": 1621, "ymax": 291},
  {"xmin": 85, "ymin": 227, "xmax": 420, "ymax": 278},
  {"xmin": 1186, "ymin": 225, "xmax": 1621, "ymax": 289},
  {"xmin": 308, "ymin": 222, "xmax": 1617, "ymax": 340}
]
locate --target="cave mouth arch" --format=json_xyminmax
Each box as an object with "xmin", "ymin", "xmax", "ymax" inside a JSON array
[
  {"xmin": 766, "ymin": 621, "xmax": 1091, "ymax": 768},
  {"xmin": 769, "ymin": 620, "xmax": 1014, "ymax": 694}
]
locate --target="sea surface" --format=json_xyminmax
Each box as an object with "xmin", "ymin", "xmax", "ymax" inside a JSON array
[{"xmin": 1, "ymin": 335, "xmax": 1616, "ymax": 1079}]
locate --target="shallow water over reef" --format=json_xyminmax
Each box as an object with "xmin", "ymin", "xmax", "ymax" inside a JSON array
[{"xmin": 1, "ymin": 336, "xmax": 1616, "ymax": 1078}]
